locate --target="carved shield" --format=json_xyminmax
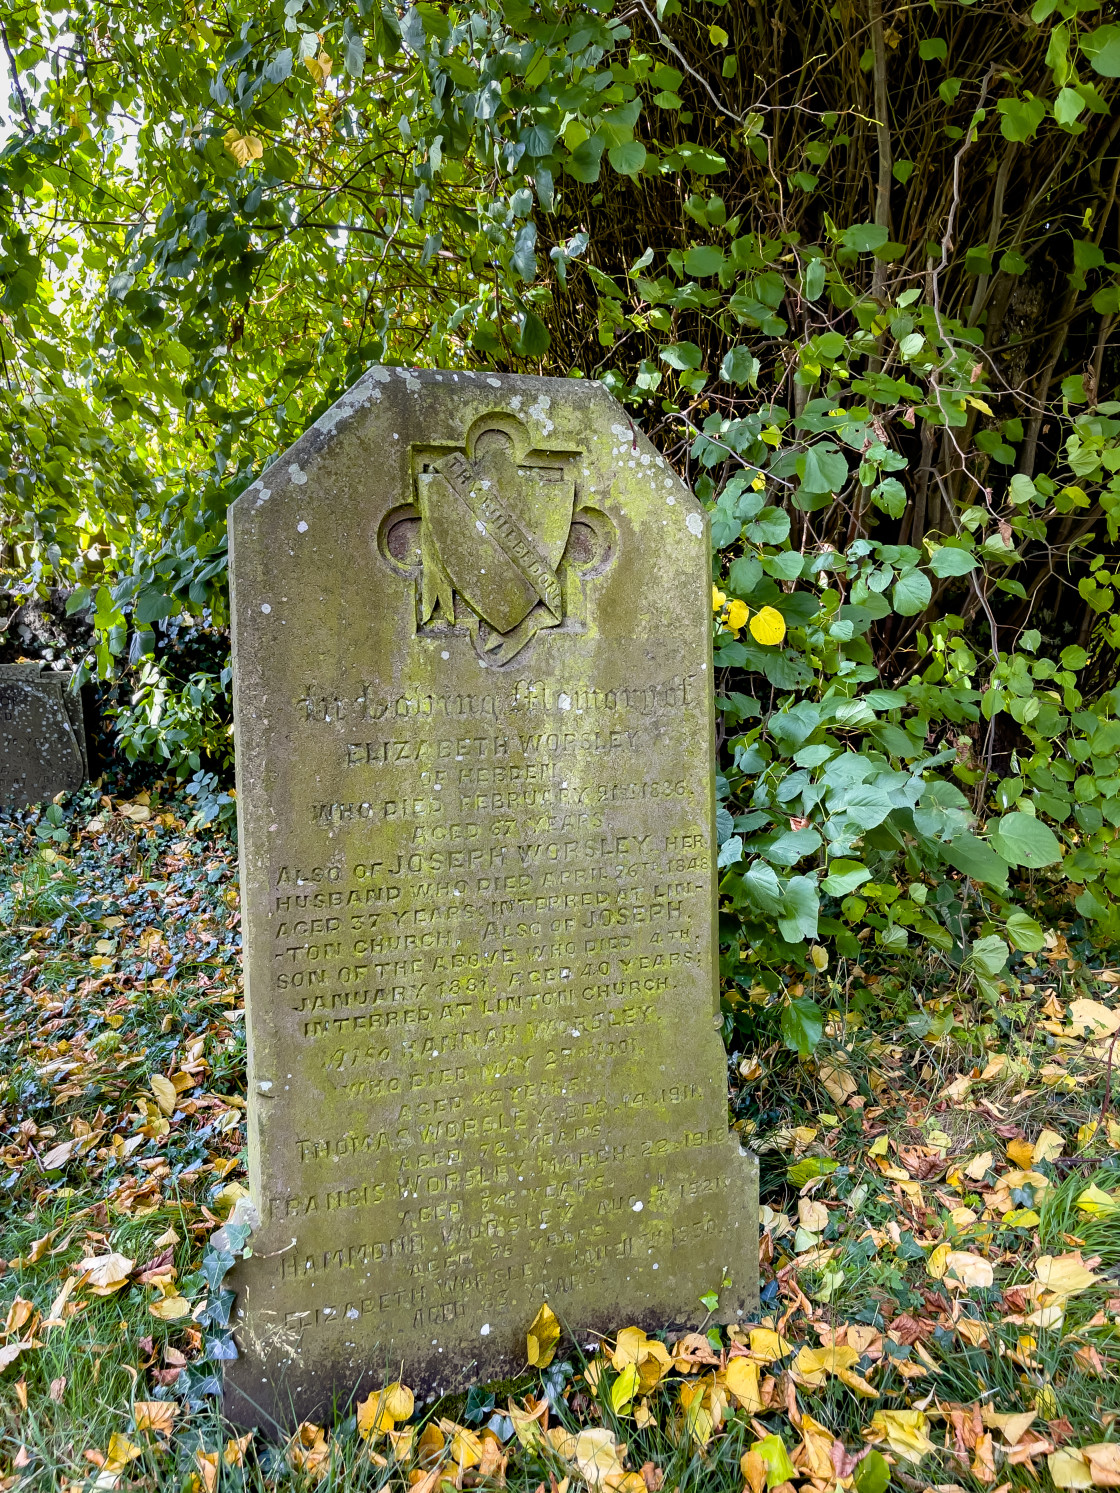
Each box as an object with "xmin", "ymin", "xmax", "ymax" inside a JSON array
[{"xmin": 416, "ymin": 431, "xmax": 575, "ymax": 635}]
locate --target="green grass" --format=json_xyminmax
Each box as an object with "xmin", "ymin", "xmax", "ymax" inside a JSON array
[{"xmin": 0, "ymin": 788, "xmax": 1118, "ymax": 1492}]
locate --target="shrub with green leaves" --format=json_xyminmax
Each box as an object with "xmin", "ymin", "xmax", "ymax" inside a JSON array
[{"xmin": 4, "ymin": 0, "xmax": 1120, "ymax": 1034}]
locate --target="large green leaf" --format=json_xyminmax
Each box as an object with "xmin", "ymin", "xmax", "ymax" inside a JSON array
[
  {"xmin": 943, "ymin": 834, "xmax": 1010, "ymax": 889},
  {"xmin": 990, "ymin": 813, "xmax": 1063, "ymax": 868},
  {"xmin": 1082, "ymin": 23, "xmax": 1120, "ymax": 76},
  {"xmin": 892, "ymin": 569, "xmax": 932, "ymax": 615},
  {"xmin": 781, "ymin": 996, "xmax": 823, "ymax": 1056}
]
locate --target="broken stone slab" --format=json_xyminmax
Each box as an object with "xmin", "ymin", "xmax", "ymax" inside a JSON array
[{"xmin": 0, "ymin": 663, "xmax": 87, "ymax": 810}]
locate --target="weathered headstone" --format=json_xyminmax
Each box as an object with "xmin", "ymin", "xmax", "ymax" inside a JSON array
[
  {"xmin": 0, "ymin": 663, "xmax": 87, "ymax": 810},
  {"xmin": 226, "ymin": 369, "xmax": 758, "ymax": 1429}
]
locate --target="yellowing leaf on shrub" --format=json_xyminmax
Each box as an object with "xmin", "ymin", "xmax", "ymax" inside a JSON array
[
  {"xmin": 527, "ymin": 1303, "xmax": 560, "ymax": 1368},
  {"xmin": 867, "ymin": 1410, "xmax": 934, "ymax": 1464},
  {"xmin": 305, "ymin": 51, "xmax": 332, "ymax": 86},
  {"xmin": 222, "ymin": 129, "xmax": 263, "ymax": 167},
  {"xmin": 725, "ymin": 598, "xmax": 749, "ymax": 632},
  {"xmin": 749, "ymin": 606, "xmax": 786, "ymax": 646}
]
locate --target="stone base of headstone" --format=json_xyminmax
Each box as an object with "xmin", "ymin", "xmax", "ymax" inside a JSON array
[
  {"xmin": 223, "ymin": 367, "xmax": 760, "ymax": 1431},
  {"xmin": 0, "ymin": 663, "xmax": 87, "ymax": 810}
]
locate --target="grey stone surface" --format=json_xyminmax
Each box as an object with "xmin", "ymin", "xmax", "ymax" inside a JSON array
[
  {"xmin": 225, "ymin": 368, "xmax": 758, "ymax": 1431},
  {"xmin": 0, "ymin": 664, "xmax": 86, "ymax": 809}
]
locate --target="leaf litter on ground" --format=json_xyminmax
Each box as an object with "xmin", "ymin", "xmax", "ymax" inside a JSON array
[{"xmin": 0, "ymin": 784, "xmax": 1118, "ymax": 1491}]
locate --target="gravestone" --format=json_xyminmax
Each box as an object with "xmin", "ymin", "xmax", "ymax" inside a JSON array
[
  {"xmin": 0, "ymin": 663, "xmax": 87, "ymax": 810},
  {"xmin": 226, "ymin": 368, "xmax": 758, "ymax": 1430}
]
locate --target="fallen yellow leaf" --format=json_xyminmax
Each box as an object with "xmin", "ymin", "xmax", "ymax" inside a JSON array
[
  {"xmin": 749, "ymin": 1327, "xmax": 792, "ymax": 1362},
  {"xmin": 1068, "ymin": 998, "xmax": 1120, "ymax": 1038},
  {"xmin": 722, "ymin": 1356, "xmax": 762, "ymax": 1411},
  {"xmin": 1007, "ymin": 1137, "xmax": 1035, "ymax": 1168},
  {"xmin": 1085, "ymin": 1443, "xmax": 1120, "ymax": 1487},
  {"xmin": 791, "ymin": 1343, "xmax": 858, "ymax": 1387},
  {"xmin": 571, "ymin": 1428, "xmax": 626, "ymax": 1487},
  {"xmin": 1076, "ymin": 1183, "xmax": 1118, "ymax": 1216},
  {"xmin": 148, "ymin": 1296, "xmax": 191, "ymax": 1320},
  {"xmin": 76, "ymin": 1253, "xmax": 134, "ymax": 1296},
  {"xmin": 527, "ymin": 1302, "xmax": 560, "ymax": 1368},
  {"xmin": 358, "ymin": 1383, "xmax": 414, "ymax": 1440},
  {"xmin": 134, "ymin": 1401, "xmax": 179, "ymax": 1435},
  {"xmin": 104, "ymin": 1433, "xmax": 144, "ymax": 1473},
  {"xmin": 1035, "ymin": 1252, "xmax": 1099, "ymax": 1297},
  {"xmin": 981, "ymin": 1407, "xmax": 1035, "ymax": 1445},
  {"xmin": 1049, "ymin": 1447, "xmax": 1096, "ymax": 1489},
  {"xmin": 1033, "ymin": 1128, "xmax": 1064, "ymax": 1164},
  {"xmin": 867, "ymin": 1409, "xmax": 934, "ymax": 1464},
  {"xmin": 942, "ymin": 1250, "xmax": 994, "ymax": 1290}
]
